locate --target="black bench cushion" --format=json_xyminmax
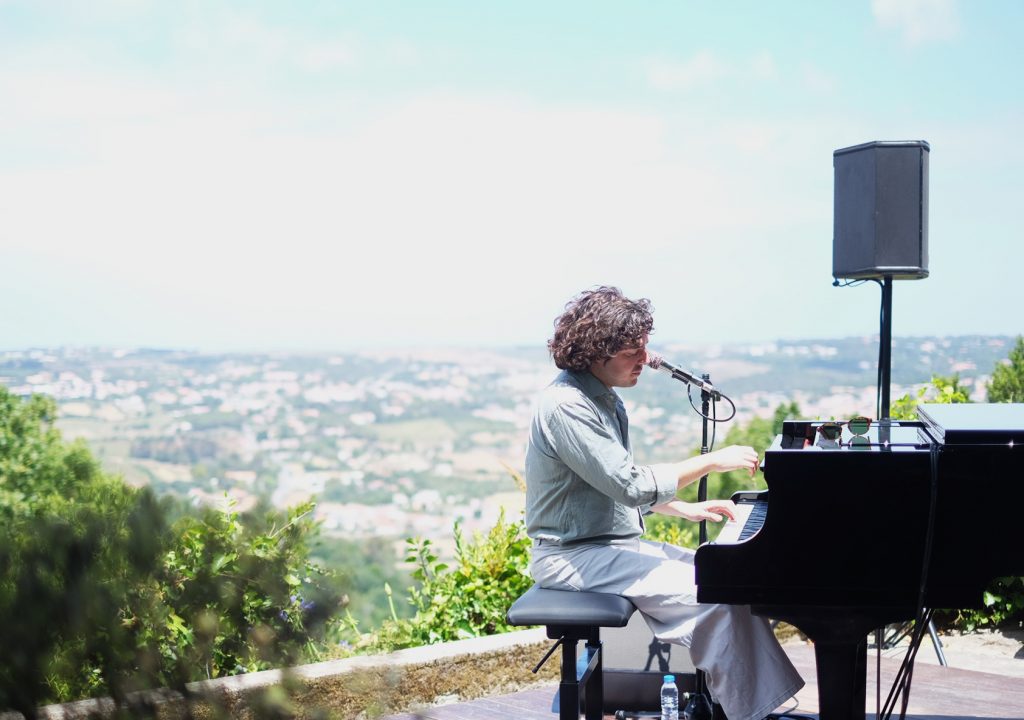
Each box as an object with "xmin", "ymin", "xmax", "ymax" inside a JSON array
[{"xmin": 507, "ymin": 585, "xmax": 636, "ymax": 628}]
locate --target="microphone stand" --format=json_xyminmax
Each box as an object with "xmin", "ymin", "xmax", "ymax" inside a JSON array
[{"xmin": 683, "ymin": 373, "xmax": 716, "ymax": 720}]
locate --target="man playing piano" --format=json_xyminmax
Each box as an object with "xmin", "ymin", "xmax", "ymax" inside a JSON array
[{"xmin": 525, "ymin": 286, "xmax": 804, "ymax": 720}]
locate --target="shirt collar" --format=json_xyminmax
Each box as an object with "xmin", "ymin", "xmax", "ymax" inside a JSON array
[{"xmin": 565, "ymin": 369, "xmax": 619, "ymax": 407}]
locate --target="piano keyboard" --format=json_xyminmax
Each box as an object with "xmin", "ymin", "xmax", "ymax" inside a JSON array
[{"xmin": 713, "ymin": 498, "xmax": 767, "ymax": 544}]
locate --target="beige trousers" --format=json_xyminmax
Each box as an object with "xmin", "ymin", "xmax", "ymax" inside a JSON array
[{"xmin": 530, "ymin": 538, "xmax": 804, "ymax": 720}]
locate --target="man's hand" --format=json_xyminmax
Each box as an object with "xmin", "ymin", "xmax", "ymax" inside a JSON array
[
  {"xmin": 710, "ymin": 445, "xmax": 760, "ymax": 477},
  {"xmin": 651, "ymin": 499, "xmax": 737, "ymax": 523},
  {"xmin": 656, "ymin": 444, "xmax": 761, "ymax": 494},
  {"xmin": 679, "ymin": 500, "xmax": 737, "ymax": 523}
]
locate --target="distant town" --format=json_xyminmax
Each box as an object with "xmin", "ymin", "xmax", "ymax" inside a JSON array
[{"xmin": 0, "ymin": 335, "xmax": 1013, "ymax": 547}]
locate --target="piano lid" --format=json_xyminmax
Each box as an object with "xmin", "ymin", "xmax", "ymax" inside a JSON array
[{"xmin": 918, "ymin": 403, "xmax": 1024, "ymax": 445}]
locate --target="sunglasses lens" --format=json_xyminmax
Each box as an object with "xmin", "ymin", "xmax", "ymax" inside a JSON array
[
  {"xmin": 848, "ymin": 417, "xmax": 870, "ymax": 436},
  {"xmin": 819, "ymin": 423, "xmax": 842, "ymax": 441}
]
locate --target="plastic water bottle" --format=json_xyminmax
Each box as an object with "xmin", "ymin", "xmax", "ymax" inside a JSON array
[{"xmin": 661, "ymin": 674, "xmax": 679, "ymax": 720}]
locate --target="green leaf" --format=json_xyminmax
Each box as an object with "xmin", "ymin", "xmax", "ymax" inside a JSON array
[{"xmin": 211, "ymin": 552, "xmax": 236, "ymax": 574}]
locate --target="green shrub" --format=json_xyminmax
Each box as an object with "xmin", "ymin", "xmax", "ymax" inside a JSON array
[
  {"xmin": 348, "ymin": 508, "xmax": 532, "ymax": 653},
  {"xmin": 987, "ymin": 336, "xmax": 1024, "ymax": 402},
  {"xmin": 148, "ymin": 499, "xmax": 344, "ymax": 684},
  {"xmin": 890, "ymin": 373, "xmax": 971, "ymax": 420},
  {"xmin": 950, "ymin": 577, "xmax": 1024, "ymax": 631}
]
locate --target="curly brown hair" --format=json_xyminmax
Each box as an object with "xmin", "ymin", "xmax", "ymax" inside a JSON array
[{"xmin": 548, "ymin": 286, "xmax": 654, "ymax": 371}]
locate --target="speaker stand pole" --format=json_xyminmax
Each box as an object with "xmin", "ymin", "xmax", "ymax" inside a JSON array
[
  {"xmin": 872, "ymin": 275, "xmax": 894, "ymax": 693},
  {"xmin": 880, "ymin": 275, "xmax": 893, "ymax": 419}
]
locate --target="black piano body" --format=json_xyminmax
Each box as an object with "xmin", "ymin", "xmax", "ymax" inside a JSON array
[{"xmin": 694, "ymin": 403, "xmax": 1024, "ymax": 720}]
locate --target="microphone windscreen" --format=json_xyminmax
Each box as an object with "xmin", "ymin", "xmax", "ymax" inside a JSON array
[{"xmin": 646, "ymin": 352, "xmax": 664, "ymax": 370}]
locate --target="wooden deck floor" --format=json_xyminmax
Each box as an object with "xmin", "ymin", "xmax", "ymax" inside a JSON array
[{"xmin": 385, "ymin": 643, "xmax": 1024, "ymax": 720}]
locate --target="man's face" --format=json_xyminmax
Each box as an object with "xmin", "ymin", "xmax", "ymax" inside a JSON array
[{"xmin": 590, "ymin": 336, "xmax": 649, "ymax": 389}]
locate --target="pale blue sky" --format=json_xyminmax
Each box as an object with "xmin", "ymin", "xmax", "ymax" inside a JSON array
[{"xmin": 1, "ymin": 0, "xmax": 1021, "ymax": 352}]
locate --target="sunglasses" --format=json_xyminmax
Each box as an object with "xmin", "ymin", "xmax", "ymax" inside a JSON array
[{"xmin": 816, "ymin": 416, "xmax": 872, "ymax": 442}]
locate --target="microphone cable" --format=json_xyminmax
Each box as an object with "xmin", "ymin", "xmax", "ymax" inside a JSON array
[
  {"xmin": 646, "ymin": 352, "xmax": 736, "ymax": 423},
  {"xmin": 685, "ymin": 384, "xmax": 737, "ymax": 424}
]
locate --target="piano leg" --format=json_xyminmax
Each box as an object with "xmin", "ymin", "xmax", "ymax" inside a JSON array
[
  {"xmin": 752, "ymin": 607, "xmax": 910, "ymax": 720},
  {"xmin": 812, "ymin": 637, "xmax": 867, "ymax": 720}
]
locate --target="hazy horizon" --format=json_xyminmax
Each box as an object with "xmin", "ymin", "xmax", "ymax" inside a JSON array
[{"xmin": 3, "ymin": 330, "xmax": 1017, "ymax": 358}]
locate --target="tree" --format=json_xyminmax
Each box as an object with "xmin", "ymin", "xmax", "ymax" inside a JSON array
[
  {"xmin": 0, "ymin": 389, "xmax": 167, "ymax": 714},
  {"xmin": 0, "ymin": 390, "xmax": 104, "ymax": 518},
  {"xmin": 0, "ymin": 387, "xmax": 345, "ymax": 713},
  {"xmin": 890, "ymin": 373, "xmax": 971, "ymax": 421},
  {"xmin": 987, "ymin": 336, "xmax": 1024, "ymax": 402}
]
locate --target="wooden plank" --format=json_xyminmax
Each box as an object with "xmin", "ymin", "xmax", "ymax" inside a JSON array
[
  {"xmin": 783, "ymin": 642, "xmax": 1024, "ymax": 719},
  {"xmin": 383, "ymin": 643, "xmax": 1024, "ymax": 720}
]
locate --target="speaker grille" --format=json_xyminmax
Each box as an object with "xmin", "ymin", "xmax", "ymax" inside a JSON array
[{"xmin": 833, "ymin": 140, "xmax": 929, "ymax": 280}]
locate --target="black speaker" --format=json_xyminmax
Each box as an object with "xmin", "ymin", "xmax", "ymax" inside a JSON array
[{"xmin": 833, "ymin": 140, "xmax": 929, "ymax": 280}]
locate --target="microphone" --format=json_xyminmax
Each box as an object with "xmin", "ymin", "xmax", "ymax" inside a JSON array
[{"xmin": 646, "ymin": 351, "xmax": 718, "ymax": 395}]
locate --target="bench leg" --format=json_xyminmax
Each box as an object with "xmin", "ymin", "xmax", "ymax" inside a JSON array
[
  {"xmin": 584, "ymin": 628, "xmax": 603, "ymax": 720},
  {"xmin": 559, "ymin": 637, "xmax": 580, "ymax": 720},
  {"xmin": 550, "ymin": 626, "xmax": 609, "ymax": 720}
]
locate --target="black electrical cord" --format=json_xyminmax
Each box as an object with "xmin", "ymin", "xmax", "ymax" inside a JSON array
[
  {"xmin": 832, "ymin": 278, "xmax": 871, "ymax": 289},
  {"xmin": 686, "ymin": 385, "xmax": 737, "ymax": 424},
  {"xmin": 880, "ymin": 609, "xmax": 934, "ymax": 720},
  {"xmin": 711, "ymin": 391, "xmax": 717, "ymax": 451},
  {"xmin": 880, "ymin": 443, "xmax": 941, "ymax": 720}
]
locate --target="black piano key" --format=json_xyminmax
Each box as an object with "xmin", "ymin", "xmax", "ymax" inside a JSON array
[{"xmin": 737, "ymin": 501, "xmax": 768, "ymax": 541}]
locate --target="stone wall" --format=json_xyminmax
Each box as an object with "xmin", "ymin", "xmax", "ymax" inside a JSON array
[{"xmin": 18, "ymin": 628, "xmax": 558, "ymax": 720}]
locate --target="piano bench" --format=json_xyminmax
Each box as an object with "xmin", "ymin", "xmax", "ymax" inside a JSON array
[{"xmin": 506, "ymin": 585, "xmax": 637, "ymax": 720}]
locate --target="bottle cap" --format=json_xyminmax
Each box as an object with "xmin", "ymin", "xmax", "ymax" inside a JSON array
[{"xmin": 664, "ymin": 674, "xmax": 675, "ymax": 683}]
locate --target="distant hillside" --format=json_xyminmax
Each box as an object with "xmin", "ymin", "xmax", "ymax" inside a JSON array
[
  {"xmin": 0, "ymin": 334, "xmax": 1016, "ymax": 535},
  {"xmin": 621, "ymin": 334, "xmax": 1015, "ymax": 406}
]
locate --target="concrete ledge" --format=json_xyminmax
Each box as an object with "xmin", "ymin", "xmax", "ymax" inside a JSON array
[
  {"xmin": 213, "ymin": 626, "xmax": 551, "ymax": 692},
  {"xmin": 18, "ymin": 628, "xmax": 558, "ymax": 720}
]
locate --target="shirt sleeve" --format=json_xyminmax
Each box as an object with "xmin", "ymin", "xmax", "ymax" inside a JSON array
[{"xmin": 546, "ymin": 399, "xmax": 678, "ymax": 508}]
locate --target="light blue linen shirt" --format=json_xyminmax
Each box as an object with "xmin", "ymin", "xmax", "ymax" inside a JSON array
[{"xmin": 524, "ymin": 369, "xmax": 678, "ymax": 546}]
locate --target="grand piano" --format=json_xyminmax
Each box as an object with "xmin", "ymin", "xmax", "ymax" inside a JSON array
[{"xmin": 694, "ymin": 403, "xmax": 1024, "ymax": 720}]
